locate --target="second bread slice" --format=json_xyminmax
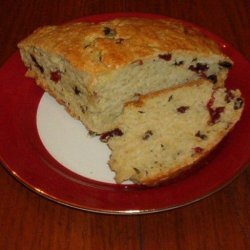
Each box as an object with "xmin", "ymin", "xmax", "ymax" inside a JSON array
[{"xmin": 101, "ymin": 80, "xmax": 244, "ymax": 185}]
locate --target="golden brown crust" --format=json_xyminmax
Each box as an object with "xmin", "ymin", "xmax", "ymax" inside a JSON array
[{"xmin": 18, "ymin": 17, "xmax": 227, "ymax": 74}]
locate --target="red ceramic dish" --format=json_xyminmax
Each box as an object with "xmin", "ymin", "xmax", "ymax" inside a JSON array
[{"xmin": 0, "ymin": 13, "xmax": 249, "ymax": 214}]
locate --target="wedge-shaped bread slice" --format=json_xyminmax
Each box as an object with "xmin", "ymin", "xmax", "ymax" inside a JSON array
[
  {"xmin": 102, "ymin": 80, "xmax": 244, "ymax": 185},
  {"xmin": 18, "ymin": 18, "xmax": 233, "ymax": 133}
]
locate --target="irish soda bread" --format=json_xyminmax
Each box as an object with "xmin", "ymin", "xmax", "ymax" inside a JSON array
[
  {"xmin": 18, "ymin": 17, "xmax": 233, "ymax": 133},
  {"xmin": 102, "ymin": 80, "xmax": 244, "ymax": 185}
]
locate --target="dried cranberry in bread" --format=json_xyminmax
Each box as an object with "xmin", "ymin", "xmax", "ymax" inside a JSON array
[
  {"xmin": 103, "ymin": 80, "xmax": 244, "ymax": 185},
  {"xmin": 18, "ymin": 17, "xmax": 233, "ymax": 133}
]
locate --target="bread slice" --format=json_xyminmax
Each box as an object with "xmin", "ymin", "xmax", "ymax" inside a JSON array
[
  {"xmin": 18, "ymin": 17, "xmax": 233, "ymax": 133},
  {"xmin": 102, "ymin": 80, "xmax": 244, "ymax": 185}
]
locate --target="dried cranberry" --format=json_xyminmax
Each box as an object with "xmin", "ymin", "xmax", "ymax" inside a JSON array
[
  {"xmin": 207, "ymin": 74, "xmax": 218, "ymax": 84},
  {"xmin": 234, "ymin": 98, "xmax": 244, "ymax": 110},
  {"xmin": 158, "ymin": 53, "xmax": 172, "ymax": 61},
  {"xmin": 195, "ymin": 131, "xmax": 207, "ymax": 140},
  {"xmin": 207, "ymin": 92, "xmax": 225, "ymax": 124},
  {"xmin": 219, "ymin": 61, "xmax": 233, "ymax": 68},
  {"xmin": 193, "ymin": 147, "xmax": 204, "ymax": 153},
  {"xmin": 100, "ymin": 128, "xmax": 123, "ymax": 142},
  {"xmin": 174, "ymin": 60, "xmax": 184, "ymax": 66},
  {"xmin": 30, "ymin": 54, "xmax": 44, "ymax": 73},
  {"xmin": 210, "ymin": 107, "xmax": 225, "ymax": 124},
  {"xmin": 50, "ymin": 71, "xmax": 61, "ymax": 83},
  {"xmin": 206, "ymin": 92, "xmax": 215, "ymax": 110},
  {"xmin": 174, "ymin": 61, "xmax": 184, "ymax": 66},
  {"xmin": 74, "ymin": 86, "xmax": 81, "ymax": 95},
  {"xmin": 177, "ymin": 106, "xmax": 189, "ymax": 113},
  {"xmin": 80, "ymin": 105, "xmax": 88, "ymax": 114},
  {"xmin": 225, "ymin": 90, "xmax": 235, "ymax": 103},
  {"xmin": 142, "ymin": 130, "xmax": 153, "ymax": 140},
  {"xmin": 189, "ymin": 63, "xmax": 209, "ymax": 73},
  {"xmin": 103, "ymin": 27, "xmax": 116, "ymax": 37}
]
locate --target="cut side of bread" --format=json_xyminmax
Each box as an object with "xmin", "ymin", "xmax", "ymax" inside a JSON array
[
  {"xmin": 102, "ymin": 80, "xmax": 244, "ymax": 185},
  {"xmin": 18, "ymin": 18, "xmax": 233, "ymax": 133}
]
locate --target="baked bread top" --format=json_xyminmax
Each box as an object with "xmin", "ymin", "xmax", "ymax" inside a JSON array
[
  {"xmin": 103, "ymin": 80, "xmax": 244, "ymax": 185},
  {"xmin": 18, "ymin": 17, "xmax": 230, "ymax": 74}
]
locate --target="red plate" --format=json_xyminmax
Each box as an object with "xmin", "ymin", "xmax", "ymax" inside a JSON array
[{"xmin": 0, "ymin": 13, "xmax": 249, "ymax": 214}]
